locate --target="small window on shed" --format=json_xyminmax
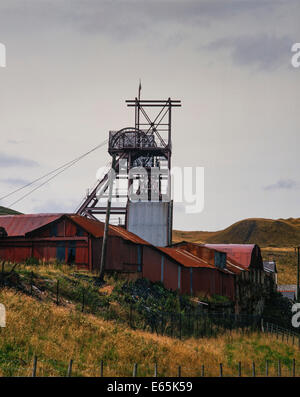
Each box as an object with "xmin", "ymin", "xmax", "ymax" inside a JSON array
[
  {"xmin": 214, "ymin": 251, "xmax": 226, "ymax": 269},
  {"xmin": 76, "ymin": 226, "xmax": 84, "ymax": 237},
  {"xmin": 50, "ymin": 223, "xmax": 58, "ymax": 237}
]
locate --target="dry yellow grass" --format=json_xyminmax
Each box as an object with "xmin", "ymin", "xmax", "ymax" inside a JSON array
[{"xmin": 0, "ymin": 288, "xmax": 299, "ymax": 377}]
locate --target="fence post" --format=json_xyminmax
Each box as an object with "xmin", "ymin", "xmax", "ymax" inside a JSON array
[
  {"xmin": 30, "ymin": 271, "xmax": 33, "ymax": 295},
  {"xmin": 154, "ymin": 362, "xmax": 158, "ymax": 377},
  {"xmin": 293, "ymin": 358, "xmax": 296, "ymax": 377},
  {"xmin": 81, "ymin": 289, "xmax": 85, "ymax": 312},
  {"xmin": 201, "ymin": 365, "xmax": 205, "ymax": 377},
  {"xmin": 266, "ymin": 360, "xmax": 269, "ymax": 376},
  {"xmin": 32, "ymin": 356, "xmax": 38, "ymax": 377},
  {"xmin": 179, "ymin": 313, "xmax": 182, "ymax": 340},
  {"xmin": 238, "ymin": 361, "xmax": 241, "ymax": 377},
  {"xmin": 67, "ymin": 359, "xmax": 73, "ymax": 377},
  {"xmin": 177, "ymin": 366, "xmax": 181, "ymax": 377},
  {"xmin": 100, "ymin": 360, "xmax": 104, "ymax": 377},
  {"xmin": 219, "ymin": 363, "xmax": 223, "ymax": 377},
  {"xmin": 56, "ymin": 280, "xmax": 59, "ymax": 305},
  {"xmin": 252, "ymin": 361, "xmax": 256, "ymax": 377},
  {"xmin": 130, "ymin": 305, "xmax": 133, "ymax": 328},
  {"xmin": 278, "ymin": 359, "xmax": 281, "ymax": 377},
  {"xmin": 261, "ymin": 318, "xmax": 264, "ymax": 333},
  {"xmin": 133, "ymin": 363, "xmax": 138, "ymax": 377}
]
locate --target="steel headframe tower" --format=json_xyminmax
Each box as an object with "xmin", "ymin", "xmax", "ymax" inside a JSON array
[{"xmin": 76, "ymin": 94, "xmax": 181, "ymax": 247}]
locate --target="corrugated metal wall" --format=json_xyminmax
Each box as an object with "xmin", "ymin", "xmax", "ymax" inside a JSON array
[{"xmin": 127, "ymin": 202, "xmax": 171, "ymax": 246}]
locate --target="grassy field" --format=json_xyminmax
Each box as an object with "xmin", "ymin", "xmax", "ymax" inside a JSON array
[
  {"xmin": 0, "ymin": 287, "xmax": 299, "ymax": 377},
  {"xmin": 261, "ymin": 248, "xmax": 297, "ymax": 285},
  {"xmin": 0, "ymin": 263, "xmax": 299, "ymax": 377}
]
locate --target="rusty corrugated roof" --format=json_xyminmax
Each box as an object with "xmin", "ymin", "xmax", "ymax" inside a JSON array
[
  {"xmin": 203, "ymin": 244, "xmax": 255, "ymax": 270},
  {"xmin": 171, "ymin": 241, "xmax": 246, "ymax": 274},
  {"xmin": 156, "ymin": 247, "xmax": 237, "ymax": 275},
  {"xmin": 69, "ymin": 215, "xmax": 150, "ymax": 245},
  {"xmin": 0, "ymin": 214, "xmax": 64, "ymax": 237},
  {"xmin": 0, "ymin": 213, "xmax": 150, "ymax": 245},
  {"xmin": 158, "ymin": 246, "xmax": 216, "ymax": 269}
]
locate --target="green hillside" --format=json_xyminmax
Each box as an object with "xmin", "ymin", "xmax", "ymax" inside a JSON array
[
  {"xmin": 0, "ymin": 206, "xmax": 21, "ymax": 215},
  {"xmin": 0, "ymin": 263, "xmax": 298, "ymax": 377},
  {"xmin": 173, "ymin": 217, "xmax": 300, "ymax": 248}
]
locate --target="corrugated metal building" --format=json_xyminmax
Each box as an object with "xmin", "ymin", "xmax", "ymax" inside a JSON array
[
  {"xmin": 0, "ymin": 214, "xmax": 274, "ymax": 312},
  {"xmin": 143, "ymin": 245, "xmax": 236, "ymax": 300},
  {"xmin": 0, "ymin": 214, "xmax": 149, "ymax": 272},
  {"xmin": 0, "ymin": 213, "xmax": 238, "ymax": 301}
]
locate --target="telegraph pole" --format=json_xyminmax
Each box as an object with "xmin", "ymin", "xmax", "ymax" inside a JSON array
[{"xmin": 99, "ymin": 155, "xmax": 116, "ymax": 281}]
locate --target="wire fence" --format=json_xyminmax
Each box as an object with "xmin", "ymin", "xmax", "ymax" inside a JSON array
[
  {"xmin": 1, "ymin": 266, "xmax": 300, "ymax": 343},
  {"xmin": 16, "ymin": 355, "xmax": 300, "ymax": 377}
]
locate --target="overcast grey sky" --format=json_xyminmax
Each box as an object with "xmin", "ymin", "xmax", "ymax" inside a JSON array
[{"xmin": 0, "ymin": 0, "xmax": 299, "ymax": 231}]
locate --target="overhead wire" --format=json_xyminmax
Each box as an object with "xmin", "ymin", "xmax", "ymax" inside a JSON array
[{"xmin": 1, "ymin": 138, "xmax": 109, "ymax": 207}]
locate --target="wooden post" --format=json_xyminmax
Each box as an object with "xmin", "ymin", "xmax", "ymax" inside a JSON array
[
  {"xmin": 154, "ymin": 362, "xmax": 158, "ymax": 377},
  {"xmin": 252, "ymin": 361, "xmax": 256, "ymax": 377},
  {"xmin": 30, "ymin": 271, "xmax": 33, "ymax": 295},
  {"xmin": 238, "ymin": 361, "xmax": 241, "ymax": 377},
  {"xmin": 130, "ymin": 305, "xmax": 133, "ymax": 328},
  {"xmin": 201, "ymin": 365, "xmax": 205, "ymax": 377},
  {"xmin": 100, "ymin": 360, "xmax": 104, "ymax": 377},
  {"xmin": 32, "ymin": 356, "xmax": 38, "ymax": 377},
  {"xmin": 179, "ymin": 313, "xmax": 182, "ymax": 340},
  {"xmin": 178, "ymin": 366, "xmax": 181, "ymax": 377},
  {"xmin": 99, "ymin": 155, "xmax": 116, "ymax": 281},
  {"xmin": 219, "ymin": 363, "xmax": 223, "ymax": 377},
  {"xmin": 81, "ymin": 289, "xmax": 85, "ymax": 312},
  {"xmin": 266, "ymin": 360, "xmax": 269, "ymax": 376},
  {"xmin": 67, "ymin": 359, "xmax": 73, "ymax": 377},
  {"xmin": 56, "ymin": 280, "xmax": 59, "ymax": 305},
  {"xmin": 133, "ymin": 363, "xmax": 138, "ymax": 377},
  {"xmin": 293, "ymin": 358, "xmax": 296, "ymax": 377},
  {"xmin": 278, "ymin": 359, "xmax": 281, "ymax": 377}
]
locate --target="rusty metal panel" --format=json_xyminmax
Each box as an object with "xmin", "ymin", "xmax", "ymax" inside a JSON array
[
  {"xmin": 157, "ymin": 246, "xmax": 215, "ymax": 269},
  {"xmin": 70, "ymin": 215, "xmax": 149, "ymax": 245},
  {"xmin": 181, "ymin": 267, "xmax": 191, "ymax": 295},
  {"xmin": 204, "ymin": 244, "xmax": 263, "ymax": 270},
  {"xmin": 126, "ymin": 202, "xmax": 170, "ymax": 246},
  {"xmin": 0, "ymin": 214, "xmax": 63, "ymax": 237},
  {"xmin": 163, "ymin": 256, "xmax": 179, "ymax": 292},
  {"xmin": 142, "ymin": 246, "xmax": 162, "ymax": 282}
]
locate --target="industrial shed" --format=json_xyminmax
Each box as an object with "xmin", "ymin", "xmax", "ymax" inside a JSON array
[
  {"xmin": 0, "ymin": 214, "xmax": 149, "ymax": 272},
  {"xmin": 0, "ymin": 214, "xmax": 237, "ymax": 301},
  {"xmin": 172, "ymin": 242, "xmax": 276, "ymax": 314},
  {"xmin": 142, "ymin": 245, "xmax": 236, "ymax": 300},
  {"xmin": 0, "ymin": 214, "xmax": 275, "ymax": 313}
]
